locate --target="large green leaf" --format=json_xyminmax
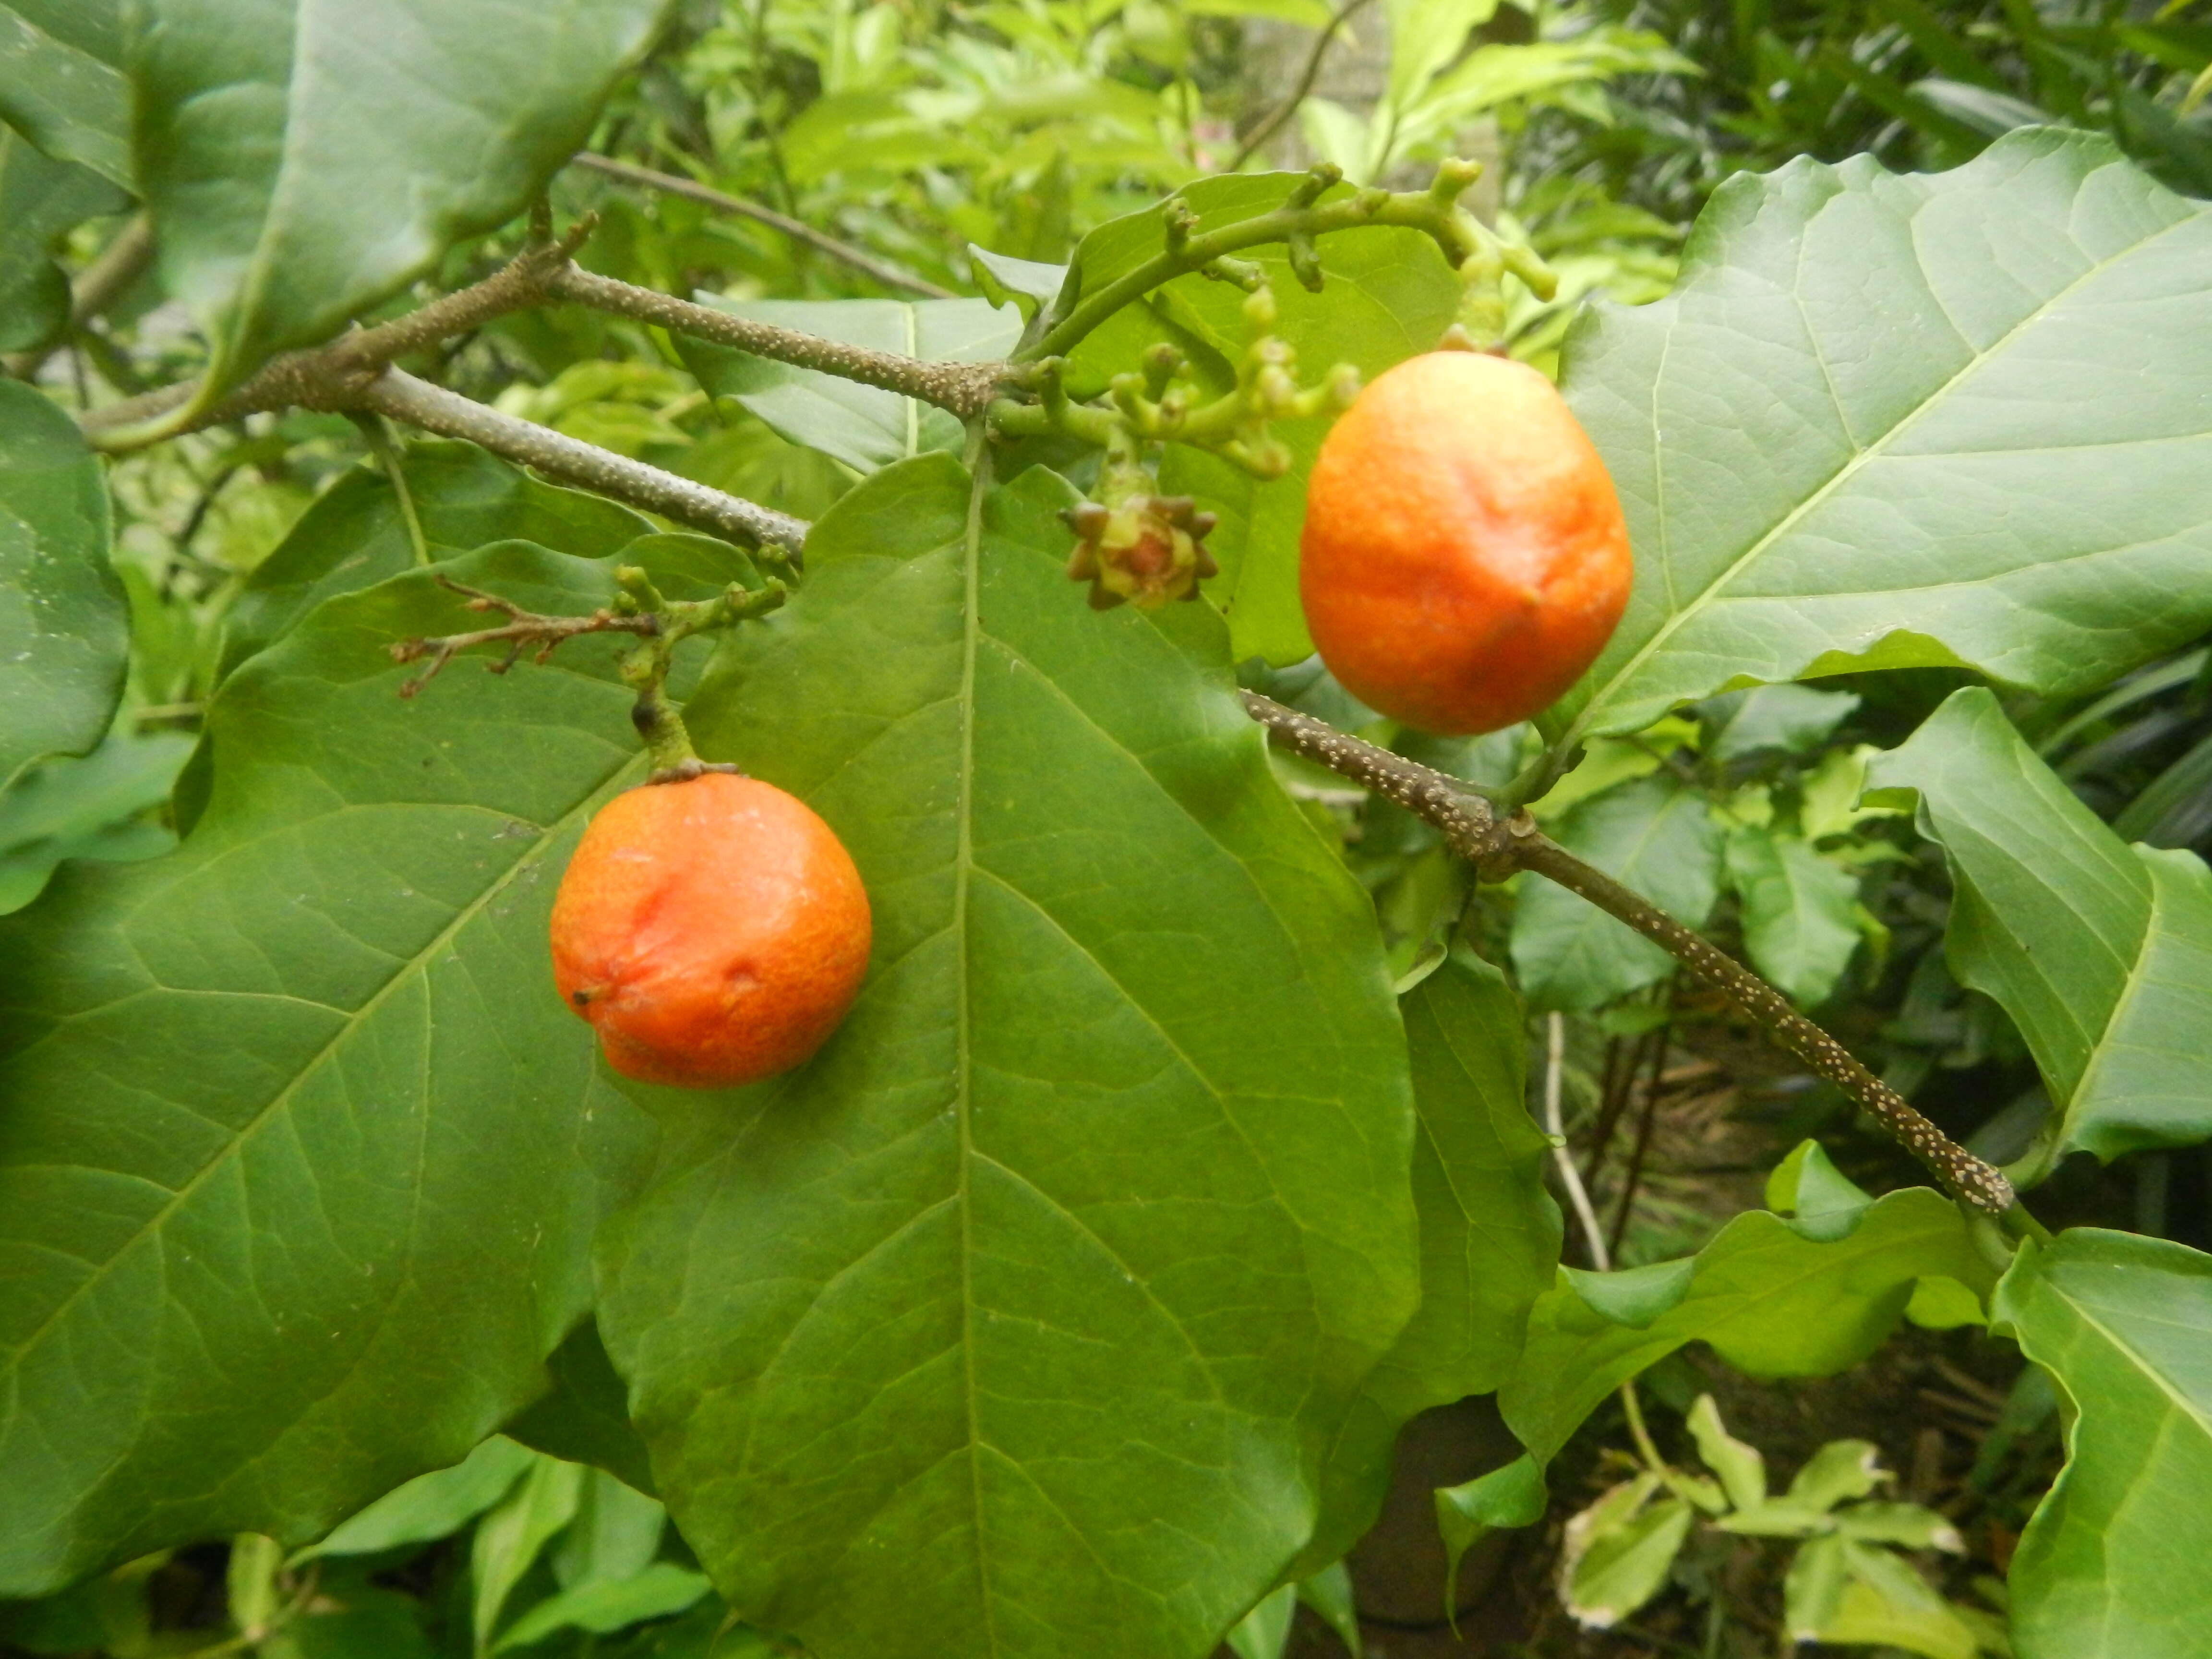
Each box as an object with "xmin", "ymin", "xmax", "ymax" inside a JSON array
[
  {"xmin": 1868, "ymin": 688, "xmax": 2212, "ymax": 1167},
  {"xmin": 0, "ymin": 0, "xmax": 131, "ymax": 187},
  {"xmin": 678, "ymin": 298, "xmax": 1021, "ymax": 474},
  {"xmin": 131, "ymin": 0, "xmax": 673, "ymax": 403},
  {"xmin": 1724, "ymin": 825, "xmax": 1862, "ymax": 1008},
  {"xmin": 0, "ymin": 541, "xmax": 677, "ymax": 1594},
  {"xmin": 1500, "ymin": 1187, "xmax": 1994, "ymax": 1466},
  {"xmin": 1994, "ymin": 1228, "xmax": 2212, "ymax": 1659},
  {"xmin": 595, "ymin": 453, "xmax": 1421, "ymax": 1659},
  {"xmin": 1057, "ymin": 174, "xmax": 1461, "ymax": 665},
  {"xmin": 222, "ymin": 442, "xmax": 652, "ymax": 678},
  {"xmin": 0, "ymin": 127, "xmax": 130, "ymax": 353},
  {"xmin": 0, "ymin": 379, "xmax": 125, "ymax": 790},
  {"xmin": 1510, "ymin": 773, "xmax": 1723, "ymax": 1011},
  {"xmin": 1559, "ymin": 128, "xmax": 2212, "ymax": 743},
  {"xmin": 1298, "ymin": 949, "xmax": 1560, "ymax": 1571}
]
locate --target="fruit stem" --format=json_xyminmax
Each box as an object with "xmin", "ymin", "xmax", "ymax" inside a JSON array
[{"xmin": 1239, "ymin": 690, "xmax": 2021, "ymax": 1217}]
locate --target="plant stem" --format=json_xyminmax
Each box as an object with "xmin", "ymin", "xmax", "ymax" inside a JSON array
[
  {"xmin": 569, "ymin": 152, "xmax": 952, "ymax": 298},
  {"xmin": 359, "ymin": 369, "xmax": 809, "ymax": 553},
  {"xmin": 546, "ymin": 264, "xmax": 1001, "ymax": 416},
  {"xmin": 1546, "ymin": 1010, "xmax": 1611, "ymax": 1273},
  {"xmin": 1239, "ymin": 690, "xmax": 2018, "ymax": 1215},
  {"xmin": 1228, "ymin": 0, "xmax": 1380, "ymax": 171}
]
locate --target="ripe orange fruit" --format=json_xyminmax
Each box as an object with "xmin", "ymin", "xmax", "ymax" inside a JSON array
[
  {"xmin": 550, "ymin": 773, "xmax": 871, "ymax": 1089},
  {"xmin": 1298, "ymin": 351, "xmax": 1631, "ymax": 735}
]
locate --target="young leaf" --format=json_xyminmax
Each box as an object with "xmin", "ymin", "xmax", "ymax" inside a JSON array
[
  {"xmin": 1560, "ymin": 128, "xmax": 2212, "ymax": 743},
  {"xmin": 298, "ymin": 1437, "xmax": 538, "ymax": 1561},
  {"xmin": 472, "ymin": 1456, "xmax": 585, "ymax": 1651},
  {"xmin": 1224, "ymin": 1583, "xmax": 1298, "ymax": 1659},
  {"xmin": 1995, "ymin": 1228, "xmax": 2212, "ymax": 1659},
  {"xmin": 0, "ymin": 379, "xmax": 125, "ymax": 790},
  {"xmin": 595, "ymin": 455, "xmax": 1421, "ymax": 1659},
  {"xmin": 493, "ymin": 1563, "xmax": 712, "ymax": 1653},
  {"xmin": 1869, "ymin": 686, "xmax": 2212, "ymax": 1166},
  {"xmin": 678, "ymin": 297, "xmax": 1019, "ymax": 473},
  {"xmin": 1434, "ymin": 1451, "xmax": 1549, "ymax": 1602},
  {"xmin": 1764, "ymin": 1138, "xmax": 1875, "ymax": 1242},
  {"xmin": 1685, "ymin": 1395, "xmax": 1767, "ymax": 1511},
  {"xmin": 0, "ymin": 543, "xmax": 668, "ymax": 1595},
  {"xmin": 1784, "ymin": 1439, "xmax": 1886, "ymax": 1512},
  {"xmin": 1511, "ymin": 772, "xmax": 1723, "ymax": 1011},
  {"xmin": 0, "ymin": 0, "xmax": 132, "ymax": 187},
  {"xmin": 131, "ymin": 0, "xmax": 671, "ymax": 403},
  {"xmin": 1558, "ymin": 1474, "xmax": 1693, "ymax": 1630},
  {"xmin": 1295, "ymin": 1560, "xmax": 1362, "ymax": 1659},
  {"xmin": 1502, "ymin": 1188, "xmax": 1995, "ymax": 1466}
]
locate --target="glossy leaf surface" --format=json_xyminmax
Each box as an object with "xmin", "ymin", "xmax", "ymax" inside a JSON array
[
  {"xmin": 0, "ymin": 379, "xmax": 125, "ymax": 789},
  {"xmin": 0, "ymin": 542, "xmax": 673, "ymax": 1594},
  {"xmin": 131, "ymin": 0, "xmax": 672, "ymax": 401},
  {"xmin": 1870, "ymin": 687, "xmax": 2212, "ymax": 1165},
  {"xmin": 1995, "ymin": 1228, "xmax": 2212, "ymax": 1659},
  {"xmin": 597, "ymin": 454, "xmax": 1421, "ymax": 1659},
  {"xmin": 1562, "ymin": 128, "xmax": 2212, "ymax": 741}
]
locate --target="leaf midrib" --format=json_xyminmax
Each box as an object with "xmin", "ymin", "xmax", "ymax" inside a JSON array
[
  {"xmin": 3, "ymin": 749, "xmax": 644, "ymax": 1376},
  {"xmin": 1566, "ymin": 185, "xmax": 2202, "ymax": 745}
]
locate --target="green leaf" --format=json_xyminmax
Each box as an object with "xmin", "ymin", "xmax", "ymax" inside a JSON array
[
  {"xmin": 1763, "ymin": 1139, "xmax": 1875, "ymax": 1243},
  {"xmin": 0, "ymin": 542, "xmax": 667, "ymax": 1595},
  {"xmin": 596, "ymin": 454, "xmax": 1420, "ymax": 1659},
  {"xmin": 1058, "ymin": 172, "xmax": 1459, "ymax": 663},
  {"xmin": 1299, "ymin": 949, "xmax": 1560, "ymax": 1571},
  {"xmin": 1511, "ymin": 773, "xmax": 1723, "ymax": 1011},
  {"xmin": 1560, "ymin": 128, "xmax": 2212, "ymax": 743},
  {"xmin": 0, "ymin": 1, "xmax": 132, "ymax": 187},
  {"xmin": 1224, "ymin": 1583, "xmax": 1297, "ymax": 1659},
  {"xmin": 1183, "ymin": 0, "xmax": 1334, "ymax": 25},
  {"xmin": 1994, "ymin": 1227, "xmax": 2212, "ymax": 1659},
  {"xmin": 679, "ymin": 297, "xmax": 1019, "ymax": 474},
  {"xmin": 1685, "ymin": 1395, "xmax": 1766, "ymax": 1511},
  {"xmin": 966, "ymin": 248, "xmax": 1068, "ymax": 321},
  {"xmin": 1834, "ymin": 1500, "xmax": 1963, "ymax": 1551},
  {"xmin": 1783, "ymin": 1439, "xmax": 1885, "ymax": 1513},
  {"xmin": 1725, "ymin": 826, "xmax": 1862, "ymax": 1007},
  {"xmin": 494, "ymin": 1563, "xmax": 713, "ymax": 1653},
  {"xmin": 0, "ymin": 379, "xmax": 124, "ymax": 790},
  {"xmin": 1701, "ymin": 684, "xmax": 1860, "ymax": 763},
  {"xmin": 0, "ymin": 729, "xmax": 194, "ymax": 915},
  {"xmin": 549, "ymin": 1468, "xmax": 664, "ymax": 1592},
  {"xmin": 0, "ymin": 129, "xmax": 130, "ymax": 353},
  {"xmin": 299, "ymin": 1437, "xmax": 538, "ymax": 1561},
  {"xmin": 1502, "ymin": 1188, "xmax": 1995, "ymax": 1467},
  {"xmin": 503, "ymin": 1320, "xmax": 658, "ymax": 1500},
  {"xmin": 222, "ymin": 443, "xmax": 655, "ymax": 679},
  {"xmin": 1868, "ymin": 687, "xmax": 2212, "ymax": 1166},
  {"xmin": 1433, "ymin": 1453, "xmax": 1548, "ymax": 1607},
  {"xmin": 1804, "ymin": 1538, "xmax": 1984, "ymax": 1659},
  {"xmin": 473, "ymin": 1455, "xmax": 584, "ymax": 1652},
  {"xmin": 1295, "ymin": 1560, "xmax": 1361, "ymax": 1659},
  {"xmin": 132, "ymin": 0, "xmax": 673, "ymax": 403},
  {"xmin": 1559, "ymin": 1474, "xmax": 1693, "ymax": 1630}
]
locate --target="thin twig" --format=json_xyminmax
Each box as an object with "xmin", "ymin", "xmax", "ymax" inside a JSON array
[
  {"xmin": 1547, "ymin": 1011, "xmax": 1611, "ymax": 1272},
  {"xmin": 570, "ymin": 152, "xmax": 953, "ymax": 298},
  {"xmin": 359, "ymin": 368, "xmax": 809, "ymax": 553},
  {"xmin": 388, "ymin": 575, "xmax": 659, "ymax": 695},
  {"xmin": 1607, "ymin": 979, "xmax": 1676, "ymax": 1261},
  {"xmin": 546, "ymin": 264, "xmax": 1001, "ymax": 416},
  {"xmin": 1239, "ymin": 691, "xmax": 2017, "ymax": 1214},
  {"xmin": 1228, "ymin": 0, "xmax": 1381, "ymax": 171}
]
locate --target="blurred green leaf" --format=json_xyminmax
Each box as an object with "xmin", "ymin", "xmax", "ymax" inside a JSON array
[
  {"xmin": 1995, "ymin": 1228, "xmax": 2212, "ymax": 1659},
  {"xmin": 0, "ymin": 130, "xmax": 129, "ymax": 353},
  {"xmin": 551, "ymin": 1469, "xmax": 664, "ymax": 1590},
  {"xmin": 133, "ymin": 0, "xmax": 672, "ymax": 403},
  {"xmin": 1701, "ymin": 683, "xmax": 1859, "ymax": 763},
  {"xmin": 1295, "ymin": 1559, "xmax": 1361, "ymax": 1659},
  {"xmin": 1763, "ymin": 1139, "xmax": 1875, "ymax": 1243},
  {"xmin": 1561, "ymin": 129, "xmax": 2212, "ymax": 743},
  {"xmin": 0, "ymin": 0, "xmax": 131, "ymax": 187},
  {"xmin": 0, "ymin": 378, "xmax": 124, "ymax": 789},
  {"xmin": 1224, "ymin": 1583, "xmax": 1297, "ymax": 1659},
  {"xmin": 0, "ymin": 728, "xmax": 193, "ymax": 915},
  {"xmin": 1559, "ymin": 1473, "xmax": 1692, "ymax": 1630},
  {"xmin": 596, "ymin": 454, "xmax": 1420, "ymax": 1659},
  {"xmin": 473, "ymin": 1457, "xmax": 585, "ymax": 1653},
  {"xmin": 1685, "ymin": 1395, "xmax": 1766, "ymax": 1510},
  {"xmin": 1512, "ymin": 773, "xmax": 1723, "ymax": 1011},
  {"xmin": 495, "ymin": 1563, "xmax": 713, "ymax": 1653},
  {"xmin": 1869, "ymin": 686, "xmax": 2212, "ymax": 1167},
  {"xmin": 300, "ymin": 1437, "xmax": 537, "ymax": 1561},
  {"xmin": 503, "ymin": 1320, "xmax": 658, "ymax": 1500},
  {"xmin": 1434, "ymin": 1452, "xmax": 1548, "ymax": 1603}
]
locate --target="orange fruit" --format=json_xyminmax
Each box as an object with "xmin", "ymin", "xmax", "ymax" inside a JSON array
[
  {"xmin": 1298, "ymin": 350, "xmax": 1632, "ymax": 735},
  {"xmin": 550, "ymin": 773, "xmax": 871, "ymax": 1089}
]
